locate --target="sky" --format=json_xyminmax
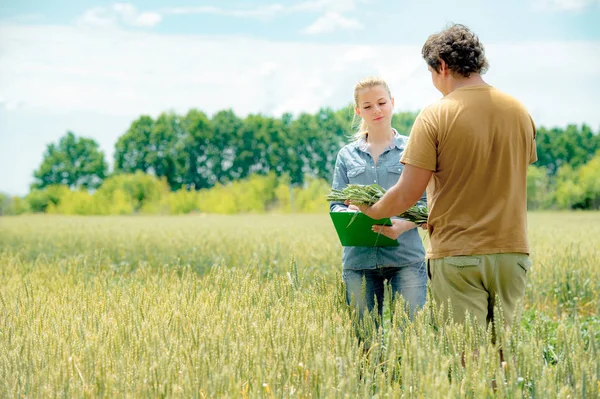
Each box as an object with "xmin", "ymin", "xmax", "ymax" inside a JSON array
[{"xmin": 1, "ymin": 0, "xmax": 599, "ymax": 195}]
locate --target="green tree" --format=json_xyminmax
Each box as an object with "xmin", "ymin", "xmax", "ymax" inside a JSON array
[
  {"xmin": 314, "ymin": 107, "xmax": 347, "ymax": 182},
  {"xmin": 232, "ymin": 114, "xmax": 274, "ymax": 180},
  {"xmin": 392, "ymin": 112, "xmax": 419, "ymax": 136},
  {"xmin": 25, "ymin": 185, "xmax": 70, "ymax": 213},
  {"xmin": 526, "ymin": 165, "xmax": 550, "ymax": 210},
  {"xmin": 0, "ymin": 192, "xmax": 10, "ymax": 215},
  {"xmin": 334, "ymin": 104, "xmax": 356, "ymax": 132},
  {"xmin": 114, "ymin": 116, "xmax": 155, "ymax": 173},
  {"xmin": 555, "ymin": 165, "xmax": 585, "ymax": 209},
  {"xmin": 7, "ymin": 196, "xmax": 28, "ymax": 215},
  {"xmin": 32, "ymin": 131, "xmax": 107, "ymax": 190},
  {"xmin": 289, "ymin": 113, "xmax": 320, "ymax": 185},
  {"xmin": 181, "ymin": 109, "xmax": 216, "ymax": 189},
  {"xmin": 96, "ymin": 171, "xmax": 169, "ymax": 213},
  {"xmin": 535, "ymin": 124, "xmax": 599, "ymax": 175},
  {"xmin": 146, "ymin": 112, "xmax": 184, "ymax": 189},
  {"xmin": 211, "ymin": 109, "xmax": 243, "ymax": 184},
  {"xmin": 576, "ymin": 152, "xmax": 600, "ymax": 209}
]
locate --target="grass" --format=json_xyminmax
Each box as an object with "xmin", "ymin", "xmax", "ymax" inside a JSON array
[{"xmin": 0, "ymin": 212, "xmax": 598, "ymax": 397}]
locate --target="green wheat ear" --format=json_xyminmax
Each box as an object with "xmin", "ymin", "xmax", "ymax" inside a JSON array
[{"xmin": 347, "ymin": 211, "xmax": 359, "ymax": 227}]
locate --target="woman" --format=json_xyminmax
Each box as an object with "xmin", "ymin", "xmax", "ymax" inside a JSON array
[{"xmin": 330, "ymin": 76, "xmax": 427, "ymax": 322}]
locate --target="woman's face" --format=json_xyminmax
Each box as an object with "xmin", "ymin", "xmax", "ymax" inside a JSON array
[{"xmin": 355, "ymin": 85, "xmax": 394, "ymax": 128}]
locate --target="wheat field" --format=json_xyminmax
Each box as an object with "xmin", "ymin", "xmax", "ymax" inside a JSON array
[{"xmin": 0, "ymin": 213, "xmax": 598, "ymax": 398}]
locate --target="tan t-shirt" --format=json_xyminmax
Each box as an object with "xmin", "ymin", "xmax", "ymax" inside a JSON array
[{"xmin": 401, "ymin": 85, "xmax": 537, "ymax": 259}]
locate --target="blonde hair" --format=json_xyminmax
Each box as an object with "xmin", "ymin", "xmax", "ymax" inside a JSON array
[{"xmin": 352, "ymin": 76, "xmax": 392, "ymax": 141}]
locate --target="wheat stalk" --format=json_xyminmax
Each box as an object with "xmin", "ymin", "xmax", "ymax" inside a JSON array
[{"xmin": 327, "ymin": 184, "xmax": 429, "ymax": 224}]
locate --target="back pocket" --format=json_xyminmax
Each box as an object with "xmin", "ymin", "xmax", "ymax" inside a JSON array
[
  {"xmin": 517, "ymin": 258, "xmax": 532, "ymax": 273},
  {"xmin": 444, "ymin": 256, "xmax": 481, "ymax": 268}
]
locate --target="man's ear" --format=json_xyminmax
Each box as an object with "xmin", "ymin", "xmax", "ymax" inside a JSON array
[{"xmin": 440, "ymin": 59, "xmax": 448, "ymax": 76}]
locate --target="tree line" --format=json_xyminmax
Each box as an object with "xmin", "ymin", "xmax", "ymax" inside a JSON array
[
  {"xmin": 1, "ymin": 106, "xmax": 599, "ymax": 215},
  {"xmin": 30, "ymin": 106, "xmax": 418, "ymax": 191}
]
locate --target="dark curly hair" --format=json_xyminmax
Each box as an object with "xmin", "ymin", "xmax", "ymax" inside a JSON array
[{"xmin": 422, "ymin": 24, "xmax": 489, "ymax": 78}]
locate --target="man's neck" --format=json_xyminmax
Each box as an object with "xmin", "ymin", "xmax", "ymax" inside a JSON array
[{"xmin": 446, "ymin": 73, "xmax": 487, "ymax": 95}]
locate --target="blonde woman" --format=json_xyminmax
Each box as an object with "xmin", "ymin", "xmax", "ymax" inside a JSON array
[{"xmin": 330, "ymin": 77, "xmax": 427, "ymax": 321}]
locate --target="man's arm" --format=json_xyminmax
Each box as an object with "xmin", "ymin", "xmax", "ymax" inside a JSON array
[
  {"xmin": 528, "ymin": 115, "xmax": 537, "ymax": 164},
  {"xmin": 355, "ymin": 164, "xmax": 432, "ymax": 219},
  {"xmin": 349, "ymin": 107, "xmax": 437, "ymax": 218}
]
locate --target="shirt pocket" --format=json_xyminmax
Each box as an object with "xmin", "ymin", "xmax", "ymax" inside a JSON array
[
  {"xmin": 347, "ymin": 165, "xmax": 366, "ymax": 183},
  {"xmin": 381, "ymin": 163, "xmax": 403, "ymax": 188}
]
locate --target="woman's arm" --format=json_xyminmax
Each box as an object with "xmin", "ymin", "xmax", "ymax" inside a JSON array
[{"xmin": 330, "ymin": 152, "xmax": 350, "ymax": 212}]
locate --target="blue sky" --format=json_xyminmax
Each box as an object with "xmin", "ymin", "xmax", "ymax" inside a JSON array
[
  {"xmin": 1, "ymin": 0, "xmax": 599, "ymax": 195},
  {"xmin": 3, "ymin": 0, "xmax": 599, "ymax": 42}
]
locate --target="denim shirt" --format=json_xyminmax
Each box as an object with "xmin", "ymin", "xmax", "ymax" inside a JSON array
[{"xmin": 330, "ymin": 131, "xmax": 427, "ymax": 269}]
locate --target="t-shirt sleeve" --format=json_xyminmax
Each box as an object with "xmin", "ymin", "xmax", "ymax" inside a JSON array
[
  {"xmin": 400, "ymin": 109, "xmax": 437, "ymax": 171},
  {"xmin": 528, "ymin": 115, "xmax": 537, "ymax": 164}
]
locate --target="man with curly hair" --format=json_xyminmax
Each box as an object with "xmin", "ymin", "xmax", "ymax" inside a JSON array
[{"xmin": 353, "ymin": 24, "xmax": 537, "ymax": 331}]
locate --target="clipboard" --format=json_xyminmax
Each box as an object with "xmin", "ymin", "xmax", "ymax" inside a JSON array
[{"xmin": 329, "ymin": 212, "xmax": 399, "ymax": 247}]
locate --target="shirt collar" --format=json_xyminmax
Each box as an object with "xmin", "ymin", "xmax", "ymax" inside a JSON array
[{"xmin": 356, "ymin": 128, "xmax": 402, "ymax": 153}]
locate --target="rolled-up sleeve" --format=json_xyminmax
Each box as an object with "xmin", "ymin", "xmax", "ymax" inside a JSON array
[{"xmin": 330, "ymin": 151, "xmax": 349, "ymax": 212}]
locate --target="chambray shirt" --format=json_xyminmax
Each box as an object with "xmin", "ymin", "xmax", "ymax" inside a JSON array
[{"xmin": 330, "ymin": 131, "xmax": 427, "ymax": 269}]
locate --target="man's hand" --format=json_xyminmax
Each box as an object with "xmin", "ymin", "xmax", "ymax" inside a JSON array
[
  {"xmin": 371, "ymin": 219, "xmax": 417, "ymax": 240},
  {"xmin": 345, "ymin": 164, "xmax": 433, "ymax": 220},
  {"xmin": 344, "ymin": 200, "xmax": 373, "ymax": 217}
]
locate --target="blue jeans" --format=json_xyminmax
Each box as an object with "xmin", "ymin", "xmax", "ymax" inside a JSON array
[{"xmin": 342, "ymin": 261, "xmax": 427, "ymax": 321}]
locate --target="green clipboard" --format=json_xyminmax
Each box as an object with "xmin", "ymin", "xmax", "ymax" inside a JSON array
[{"xmin": 329, "ymin": 212, "xmax": 399, "ymax": 247}]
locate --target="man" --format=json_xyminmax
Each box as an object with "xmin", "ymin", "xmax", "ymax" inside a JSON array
[{"xmin": 352, "ymin": 24, "xmax": 537, "ymax": 330}]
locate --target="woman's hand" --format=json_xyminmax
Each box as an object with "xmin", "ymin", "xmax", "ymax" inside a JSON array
[
  {"xmin": 371, "ymin": 219, "xmax": 417, "ymax": 240},
  {"xmin": 347, "ymin": 204, "xmax": 360, "ymax": 212}
]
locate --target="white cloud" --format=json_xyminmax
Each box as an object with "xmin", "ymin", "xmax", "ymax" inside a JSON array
[
  {"xmin": 533, "ymin": 0, "xmax": 600, "ymax": 11},
  {"xmin": 303, "ymin": 12, "xmax": 363, "ymax": 34},
  {"xmin": 290, "ymin": 0, "xmax": 371, "ymax": 13},
  {"xmin": 2, "ymin": 101, "xmax": 25, "ymax": 110},
  {"xmin": 0, "ymin": 23, "xmax": 428, "ymax": 119},
  {"xmin": 0, "ymin": 23, "xmax": 598, "ymax": 122},
  {"xmin": 162, "ymin": 0, "xmax": 371, "ymax": 32},
  {"xmin": 0, "ymin": 23, "xmax": 599, "ymax": 195},
  {"xmin": 77, "ymin": 3, "xmax": 162, "ymax": 28},
  {"xmin": 0, "ymin": 96, "xmax": 24, "ymax": 110},
  {"xmin": 74, "ymin": 1, "xmax": 371, "ymax": 34},
  {"xmin": 1, "ymin": 13, "xmax": 47, "ymax": 23},
  {"xmin": 164, "ymin": 0, "xmax": 370, "ymax": 18},
  {"xmin": 164, "ymin": 4, "xmax": 285, "ymax": 19},
  {"xmin": 113, "ymin": 3, "xmax": 162, "ymax": 27},
  {"xmin": 76, "ymin": 7, "xmax": 117, "ymax": 27}
]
